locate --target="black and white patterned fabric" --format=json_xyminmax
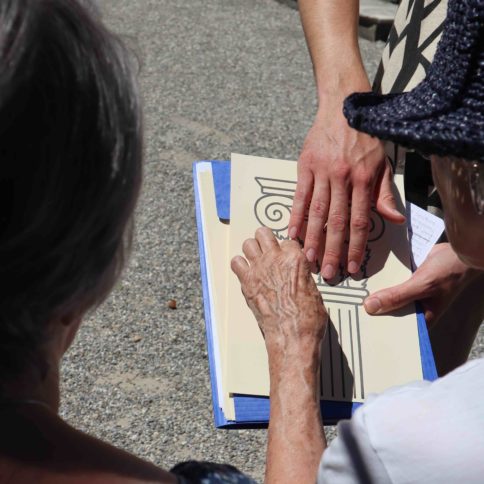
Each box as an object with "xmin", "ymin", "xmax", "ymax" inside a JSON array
[
  {"xmin": 374, "ymin": 0, "xmax": 448, "ymax": 96},
  {"xmin": 373, "ymin": 0, "xmax": 448, "ymax": 211}
]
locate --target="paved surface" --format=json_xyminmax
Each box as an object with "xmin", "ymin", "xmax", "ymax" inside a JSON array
[
  {"xmin": 59, "ymin": 1, "xmax": 483, "ymax": 483},
  {"xmin": 279, "ymin": 0, "xmax": 398, "ymax": 20},
  {"xmin": 360, "ymin": 0, "xmax": 398, "ymax": 20}
]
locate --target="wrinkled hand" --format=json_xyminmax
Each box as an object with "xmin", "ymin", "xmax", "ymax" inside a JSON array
[
  {"xmin": 364, "ymin": 243, "xmax": 477, "ymax": 326},
  {"xmin": 288, "ymin": 101, "xmax": 406, "ymax": 280},
  {"xmin": 231, "ymin": 227, "xmax": 327, "ymax": 352}
]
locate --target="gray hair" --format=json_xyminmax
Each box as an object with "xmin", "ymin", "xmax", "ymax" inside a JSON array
[{"xmin": 0, "ymin": 0, "xmax": 142, "ymax": 376}]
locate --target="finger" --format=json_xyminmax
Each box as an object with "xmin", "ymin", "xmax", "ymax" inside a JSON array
[
  {"xmin": 288, "ymin": 168, "xmax": 313, "ymax": 239},
  {"xmin": 304, "ymin": 181, "xmax": 330, "ymax": 264},
  {"xmin": 281, "ymin": 239, "xmax": 305, "ymax": 253},
  {"xmin": 231, "ymin": 255, "xmax": 249, "ymax": 282},
  {"xmin": 321, "ymin": 182, "xmax": 349, "ymax": 280},
  {"xmin": 347, "ymin": 182, "xmax": 372, "ymax": 274},
  {"xmin": 255, "ymin": 226, "xmax": 279, "ymax": 253},
  {"xmin": 364, "ymin": 276, "xmax": 431, "ymax": 315},
  {"xmin": 305, "ymin": 213, "xmax": 327, "ymax": 274},
  {"xmin": 313, "ymin": 234, "xmax": 326, "ymax": 274},
  {"xmin": 374, "ymin": 161, "xmax": 406, "ymax": 224},
  {"xmin": 242, "ymin": 238, "xmax": 262, "ymax": 263}
]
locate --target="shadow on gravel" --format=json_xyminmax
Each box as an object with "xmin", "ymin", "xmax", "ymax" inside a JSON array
[{"xmin": 274, "ymin": 0, "xmax": 298, "ymax": 9}]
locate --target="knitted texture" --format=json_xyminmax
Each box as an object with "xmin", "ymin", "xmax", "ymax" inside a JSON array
[{"xmin": 343, "ymin": 0, "xmax": 484, "ymax": 162}]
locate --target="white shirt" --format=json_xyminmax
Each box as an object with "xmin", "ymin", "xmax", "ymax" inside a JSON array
[{"xmin": 318, "ymin": 358, "xmax": 484, "ymax": 483}]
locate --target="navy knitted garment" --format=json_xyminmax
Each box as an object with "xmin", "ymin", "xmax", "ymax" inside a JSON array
[{"xmin": 343, "ymin": 0, "xmax": 484, "ymax": 162}]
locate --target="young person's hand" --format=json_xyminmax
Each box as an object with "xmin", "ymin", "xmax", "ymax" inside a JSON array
[
  {"xmin": 364, "ymin": 243, "xmax": 479, "ymax": 326},
  {"xmin": 288, "ymin": 103, "xmax": 406, "ymax": 280},
  {"xmin": 231, "ymin": 227, "xmax": 327, "ymax": 354}
]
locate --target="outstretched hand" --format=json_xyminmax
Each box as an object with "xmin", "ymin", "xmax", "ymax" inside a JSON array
[
  {"xmin": 231, "ymin": 227, "xmax": 327, "ymax": 352},
  {"xmin": 233, "ymin": 228, "xmax": 328, "ymax": 484},
  {"xmin": 364, "ymin": 243, "xmax": 476, "ymax": 326},
  {"xmin": 288, "ymin": 104, "xmax": 406, "ymax": 279}
]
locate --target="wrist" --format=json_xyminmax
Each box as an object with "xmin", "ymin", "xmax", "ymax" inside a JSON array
[
  {"xmin": 268, "ymin": 347, "xmax": 321, "ymax": 402},
  {"xmin": 315, "ymin": 62, "xmax": 371, "ymax": 105},
  {"xmin": 266, "ymin": 337, "xmax": 322, "ymax": 369}
]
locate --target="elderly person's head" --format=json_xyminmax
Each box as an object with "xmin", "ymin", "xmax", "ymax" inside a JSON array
[
  {"xmin": 0, "ymin": 0, "xmax": 141, "ymax": 393},
  {"xmin": 344, "ymin": 0, "xmax": 484, "ymax": 268}
]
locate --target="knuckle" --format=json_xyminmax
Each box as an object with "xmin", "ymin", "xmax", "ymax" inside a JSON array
[
  {"xmin": 380, "ymin": 192, "xmax": 395, "ymax": 204},
  {"xmin": 299, "ymin": 153, "xmax": 313, "ymax": 166},
  {"xmin": 255, "ymin": 226, "xmax": 269, "ymax": 238},
  {"xmin": 242, "ymin": 238, "xmax": 254, "ymax": 252},
  {"xmin": 289, "ymin": 214, "xmax": 304, "ymax": 227},
  {"xmin": 309, "ymin": 199, "xmax": 328, "ymax": 218},
  {"xmin": 305, "ymin": 232, "xmax": 321, "ymax": 247},
  {"xmin": 323, "ymin": 247, "xmax": 341, "ymax": 263},
  {"xmin": 299, "ymin": 253, "xmax": 310, "ymax": 269},
  {"xmin": 348, "ymin": 246, "xmax": 364, "ymax": 261},
  {"xmin": 281, "ymin": 239, "xmax": 301, "ymax": 251},
  {"xmin": 327, "ymin": 212, "xmax": 347, "ymax": 232},
  {"xmin": 353, "ymin": 168, "xmax": 373, "ymax": 187},
  {"xmin": 387, "ymin": 289, "xmax": 403, "ymax": 308},
  {"xmin": 293, "ymin": 248, "xmax": 308, "ymax": 265},
  {"xmin": 293, "ymin": 188, "xmax": 309, "ymax": 204},
  {"xmin": 331, "ymin": 163, "xmax": 351, "ymax": 182},
  {"xmin": 299, "ymin": 149, "xmax": 322, "ymax": 168},
  {"xmin": 280, "ymin": 239, "xmax": 291, "ymax": 250},
  {"xmin": 350, "ymin": 215, "xmax": 370, "ymax": 233}
]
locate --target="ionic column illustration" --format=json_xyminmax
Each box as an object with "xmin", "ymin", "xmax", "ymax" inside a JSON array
[
  {"xmin": 254, "ymin": 176, "xmax": 386, "ymax": 402},
  {"xmin": 318, "ymin": 279, "xmax": 369, "ymax": 401},
  {"xmin": 254, "ymin": 177, "xmax": 295, "ymax": 239}
]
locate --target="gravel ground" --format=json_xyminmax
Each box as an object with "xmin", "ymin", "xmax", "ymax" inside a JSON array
[{"xmin": 59, "ymin": 1, "xmax": 483, "ymax": 482}]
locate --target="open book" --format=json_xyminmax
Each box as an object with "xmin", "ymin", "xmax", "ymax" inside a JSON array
[{"xmin": 194, "ymin": 154, "xmax": 441, "ymax": 428}]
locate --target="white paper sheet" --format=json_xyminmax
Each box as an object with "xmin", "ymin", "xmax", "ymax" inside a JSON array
[{"xmin": 407, "ymin": 202, "xmax": 445, "ymax": 268}]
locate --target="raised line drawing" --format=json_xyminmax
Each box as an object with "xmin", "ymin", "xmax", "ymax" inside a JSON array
[
  {"xmin": 327, "ymin": 307, "xmax": 335, "ymax": 398},
  {"xmin": 348, "ymin": 310, "xmax": 356, "ymax": 398},
  {"xmin": 254, "ymin": 176, "xmax": 385, "ymax": 401},
  {"xmin": 338, "ymin": 308, "xmax": 345, "ymax": 399}
]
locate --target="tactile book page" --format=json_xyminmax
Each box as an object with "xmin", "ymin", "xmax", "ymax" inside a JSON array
[{"xmin": 226, "ymin": 153, "xmax": 422, "ymax": 402}]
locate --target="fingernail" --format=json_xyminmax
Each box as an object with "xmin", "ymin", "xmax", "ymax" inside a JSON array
[
  {"xmin": 348, "ymin": 261, "xmax": 359, "ymax": 274},
  {"xmin": 306, "ymin": 248, "xmax": 316, "ymax": 263},
  {"xmin": 289, "ymin": 227, "xmax": 297, "ymax": 239},
  {"xmin": 322, "ymin": 264, "xmax": 335, "ymax": 280},
  {"xmin": 365, "ymin": 298, "xmax": 382, "ymax": 314}
]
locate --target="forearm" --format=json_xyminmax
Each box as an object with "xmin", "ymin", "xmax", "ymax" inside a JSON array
[
  {"xmin": 265, "ymin": 340, "xmax": 326, "ymax": 484},
  {"xmin": 298, "ymin": 0, "xmax": 370, "ymax": 102}
]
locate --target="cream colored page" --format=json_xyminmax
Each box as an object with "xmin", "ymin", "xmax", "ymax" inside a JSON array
[
  {"xmin": 197, "ymin": 165, "xmax": 235, "ymax": 419},
  {"xmin": 226, "ymin": 153, "xmax": 422, "ymax": 401}
]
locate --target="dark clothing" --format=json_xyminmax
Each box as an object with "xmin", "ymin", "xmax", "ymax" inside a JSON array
[{"xmin": 172, "ymin": 461, "xmax": 258, "ymax": 484}]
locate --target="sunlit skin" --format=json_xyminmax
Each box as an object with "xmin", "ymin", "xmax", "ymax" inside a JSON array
[
  {"xmin": 362, "ymin": 156, "xmax": 483, "ymax": 327},
  {"xmin": 288, "ymin": 0, "xmax": 406, "ymax": 281},
  {"xmin": 363, "ymin": 242, "xmax": 477, "ymax": 325},
  {"xmin": 231, "ymin": 227, "xmax": 327, "ymax": 484},
  {"xmin": 431, "ymin": 156, "xmax": 484, "ymax": 270},
  {"xmin": 234, "ymin": 158, "xmax": 484, "ymax": 483}
]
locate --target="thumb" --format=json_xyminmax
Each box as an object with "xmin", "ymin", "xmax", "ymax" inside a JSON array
[
  {"xmin": 364, "ymin": 276, "xmax": 428, "ymax": 315},
  {"xmin": 374, "ymin": 161, "xmax": 406, "ymax": 224}
]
